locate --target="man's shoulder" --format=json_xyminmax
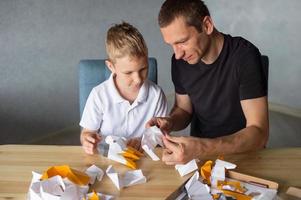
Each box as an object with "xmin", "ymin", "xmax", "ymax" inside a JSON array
[{"xmin": 225, "ymin": 34, "xmax": 259, "ymax": 54}]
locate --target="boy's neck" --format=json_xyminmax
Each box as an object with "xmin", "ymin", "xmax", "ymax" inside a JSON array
[{"xmin": 114, "ymin": 77, "xmax": 139, "ymax": 105}]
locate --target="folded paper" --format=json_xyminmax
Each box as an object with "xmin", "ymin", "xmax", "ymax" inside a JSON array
[
  {"xmin": 141, "ymin": 126, "xmax": 164, "ymax": 161},
  {"xmin": 185, "ymin": 171, "xmax": 213, "ymax": 200},
  {"xmin": 28, "ymin": 165, "xmax": 107, "ymax": 200},
  {"xmin": 196, "ymin": 159, "xmax": 278, "ymax": 200},
  {"xmin": 175, "ymin": 159, "xmax": 198, "ymax": 177},
  {"xmin": 85, "ymin": 165, "xmax": 104, "ymax": 184},
  {"xmin": 105, "ymin": 136, "xmax": 143, "ymax": 169},
  {"xmin": 41, "ymin": 165, "xmax": 90, "ymax": 186},
  {"xmin": 85, "ymin": 191, "xmax": 114, "ymax": 200},
  {"xmin": 106, "ymin": 165, "xmax": 146, "ymax": 190}
]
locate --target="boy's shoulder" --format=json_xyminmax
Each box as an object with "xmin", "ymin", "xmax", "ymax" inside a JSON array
[
  {"xmin": 90, "ymin": 78, "xmax": 111, "ymax": 95},
  {"xmin": 146, "ymin": 79, "xmax": 163, "ymax": 93}
]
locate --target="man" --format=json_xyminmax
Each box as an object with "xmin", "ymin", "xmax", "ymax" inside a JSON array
[{"xmin": 147, "ymin": 0, "xmax": 269, "ymax": 165}]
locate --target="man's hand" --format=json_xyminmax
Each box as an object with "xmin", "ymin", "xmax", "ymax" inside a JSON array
[
  {"xmin": 127, "ymin": 137, "xmax": 143, "ymax": 152},
  {"xmin": 162, "ymin": 134, "xmax": 202, "ymax": 165},
  {"xmin": 146, "ymin": 117, "xmax": 173, "ymax": 135},
  {"xmin": 80, "ymin": 131, "xmax": 101, "ymax": 155}
]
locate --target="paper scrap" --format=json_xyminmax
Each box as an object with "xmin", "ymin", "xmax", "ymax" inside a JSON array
[
  {"xmin": 175, "ymin": 159, "xmax": 198, "ymax": 177},
  {"xmin": 41, "ymin": 165, "xmax": 90, "ymax": 186},
  {"xmin": 106, "ymin": 165, "xmax": 146, "ymax": 190},
  {"xmin": 185, "ymin": 171, "xmax": 213, "ymax": 200},
  {"xmin": 85, "ymin": 165, "xmax": 104, "ymax": 184},
  {"xmin": 141, "ymin": 126, "xmax": 164, "ymax": 161},
  {"xmin": 28, "ymin": 165, "xmax": 105, "ymax": 200},
  {"xmin": 105, "ymin": 136, "xmax": 143, "ymax": 169},
  {"xmin": 85, "ymin": 190, "xmax": 114, "ymax": 200}
]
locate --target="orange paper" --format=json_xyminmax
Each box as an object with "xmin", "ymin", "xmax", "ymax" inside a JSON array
[{"xmin": 41, "ymin": 165, "xmax": 90, "ymax": 186}]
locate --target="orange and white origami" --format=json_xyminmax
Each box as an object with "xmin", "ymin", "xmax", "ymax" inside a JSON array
[{"xmin": 105, "ymin": 136, "xmax": 143, "ymax": 169}]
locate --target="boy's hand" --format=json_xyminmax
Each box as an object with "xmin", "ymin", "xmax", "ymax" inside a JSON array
[
  {"xmin": 80, "ymin": 131, "xmax": 101, "ymax": 155},
  {"xmin": 127, "ymin": 137, "xmax": 143, "ymax": 152}
]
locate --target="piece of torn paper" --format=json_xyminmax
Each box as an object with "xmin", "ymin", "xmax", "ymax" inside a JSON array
[
  {"xmin": 175, "ymin": 159, "xmax": 198, "ymax": 177},
  {"xmin": 106, "ymin": 165, "xmax": 146, "ymax": 190}
]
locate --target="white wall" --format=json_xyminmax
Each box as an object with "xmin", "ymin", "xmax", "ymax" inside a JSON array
[{"xmin": 0, "ymin": 0, "xmax": 300, "ymax": 143}]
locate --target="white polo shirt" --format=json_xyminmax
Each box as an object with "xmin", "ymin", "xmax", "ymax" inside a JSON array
[{"xmin": 79, "ymin": 75, "xmax": 168, "ymax": 139}]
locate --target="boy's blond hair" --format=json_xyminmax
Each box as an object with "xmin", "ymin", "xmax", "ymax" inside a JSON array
[{"xmin": 106, "ymin": 22, "xmax": 148, "ymax": 63}]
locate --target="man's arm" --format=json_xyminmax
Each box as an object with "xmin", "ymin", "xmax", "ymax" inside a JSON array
[
  {"xmin": 169, "ymin": 93, "xmax": 193, "ymax": 131},
  {"xmin": 162, "ymin": 96, "xmax": 269, "ymax": 164},
  {"xmin": 146, "ymin": 93, "xmax": 193, "ymax": 133}
]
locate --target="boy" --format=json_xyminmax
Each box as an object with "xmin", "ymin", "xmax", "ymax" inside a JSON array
[{"xmin": 79, "ymin": 22, "xmax": 167, "ymax": 155}]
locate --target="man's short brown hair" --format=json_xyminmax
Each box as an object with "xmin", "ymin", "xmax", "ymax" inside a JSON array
[
  {"xmin": 106, "ymin": 22, "xmax": 148, "ymax": 63},
  {"xmin": 158, "ymin": 0, "xmax": 210, "ymax": 32}
]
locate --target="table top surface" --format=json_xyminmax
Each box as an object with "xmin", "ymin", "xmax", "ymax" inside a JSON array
[{"xmin": 0, "ymin": 145, "xmax": 301, "ymax": 200}]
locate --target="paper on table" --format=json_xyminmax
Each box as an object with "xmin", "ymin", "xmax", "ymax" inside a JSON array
[
  {"xmin": 28, "ymin": 173, "xmax": 89, "ymax": 200},
  {"xmin": 185, "ymin": 171, "xmax": 213, "ymax": 200},
  {"xmin": 175, "ymin": 159, "xmax": 198, "ymax": 177},
  {"xmin": 28, "ymin": 165, "xmax": 105, "ymax": 200},
  {"xmin": 85, "ymin": 191, "xmax": 114, "ymax": 200},
  {"xmin": 211, "ymin": 159, "xmax": 237, "ymax": 187},
  {"xmin": 85, "ymin": 165, "xmax": 104, "ymax": 184},
  {"xmin": 106, "ymin": 165, "xmax": 146, "ymax": 190},
  {"xmin": 105, "ymin": 136, "xmax": 142, "ymax": 169},
  {"xmin": 41, "ymin": 165, "xmax": 90, "ymax": 186}
]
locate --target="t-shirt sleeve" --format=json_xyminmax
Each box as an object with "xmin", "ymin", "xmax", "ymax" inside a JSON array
[
  {"xmin": 239, "ymin": 48, "xmax": 267, "ymax": 100},
  {"xmin": 79, "ymin": 88, "xmax": 103, "ymax": 131},
  {"xmin": 154, "ymin": 88, "xmax": 168, "ymax": 117},
  {"xmin": 171, "ymin": 55, "xmax": 187, "ymax": 94}
]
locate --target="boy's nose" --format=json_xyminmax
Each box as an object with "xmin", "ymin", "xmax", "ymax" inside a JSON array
[{"xmin": 133, "ymin": 73, "xmax": 143, "ymax": 85}]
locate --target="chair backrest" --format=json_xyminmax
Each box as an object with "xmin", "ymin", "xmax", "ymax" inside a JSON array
[
  {"xmin": 78, "ymin": 57, "xmax": 157, "ymax": 117},
  {"xmin": 190, "ymin": 55, "xmax": 269, "ymax": 136}
]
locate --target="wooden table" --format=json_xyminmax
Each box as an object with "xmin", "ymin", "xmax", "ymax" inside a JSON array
[{"xmin": 0, "ymin": 145, "xmax": 300, "ymax": 200}]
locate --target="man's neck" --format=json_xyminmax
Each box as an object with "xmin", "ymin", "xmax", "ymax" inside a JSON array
[{"xmin": 201, "ymin": 30, "xmax": 224, "ymax": 64}]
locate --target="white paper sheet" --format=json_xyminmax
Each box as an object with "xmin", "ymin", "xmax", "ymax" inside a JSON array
[
  {"xmin": 86, "ymin": 191, "xmax": 114, "ymax": 200},
  {"xmin": 185, "ymin": 171, "xmax": 213, "ymax": 200},
  {"xmin": 106, "ymin": 165, "xmax": 146, "ymax": 190},
  {"xmin": 211, "ymin": 159, "xmax": 237, "ymax": 187},
  {"xmin": 175, "ymin": 159, "xmax": 198, "ymax": 177},
  {"xmin": 85, "ymin": 165, "xmax": 104, "ymax": 184},
  {"xmin": 141, "ymin": 126, "xmax": 163, "ymax": 161}
]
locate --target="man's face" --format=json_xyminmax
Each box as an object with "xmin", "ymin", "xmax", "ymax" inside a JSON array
[
  {"xmin": 109, "ymin": 55, "xmax": 148, "ymax": 93},
  {"xmin": 160, "ymin": 16, "xmax": 210, "ymax": 64}
]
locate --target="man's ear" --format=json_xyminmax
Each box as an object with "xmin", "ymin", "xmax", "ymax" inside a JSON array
[
  {"xmin": 105, "ymin": 60, "xmax": 115, "ymax": 73},
  {"xmin": 202, "ymin": 16, "xmax": 214, "ymax": 35}
]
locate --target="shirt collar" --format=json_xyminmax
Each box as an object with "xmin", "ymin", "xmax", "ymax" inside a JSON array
[{"xmin": 108, "ymin": 74, "xmax": 149, "ymax": 104}]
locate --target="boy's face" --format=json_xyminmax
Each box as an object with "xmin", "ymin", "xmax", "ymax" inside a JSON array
[{"xmin": 106, "ymin": 55, "xmax": 148, "ymax": 93}]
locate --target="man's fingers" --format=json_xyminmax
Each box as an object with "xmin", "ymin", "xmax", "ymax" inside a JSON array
[
  {"xmin": 146, "ymin": 118, "xmax": 157, "ymax": 128},
  {"xmin": 162, "ymin": 136, "xmax": 180, "ymax": 153},
  {"xmin": 165, "ymin": 134, "xmax": 183, "ymax": 144}
]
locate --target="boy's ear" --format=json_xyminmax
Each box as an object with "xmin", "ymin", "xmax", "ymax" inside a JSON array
[{"xmin": 105, "ymin": 60, "xmax": 115, "ymax": 73}]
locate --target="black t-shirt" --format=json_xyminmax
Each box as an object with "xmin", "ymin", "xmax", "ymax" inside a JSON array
[{"xmin": 172, "ymin": 34, "xmax": 267, "ymax": 138}]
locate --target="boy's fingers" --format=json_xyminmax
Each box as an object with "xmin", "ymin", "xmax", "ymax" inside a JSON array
[{"xmin": 86, "ymin": 135, "xmax": 96, "ymax": 143}]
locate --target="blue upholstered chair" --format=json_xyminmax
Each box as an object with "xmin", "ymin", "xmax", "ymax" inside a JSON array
[{"xmin": 78, "ymin": 57, "xmax": 158, "ymax": 117}]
